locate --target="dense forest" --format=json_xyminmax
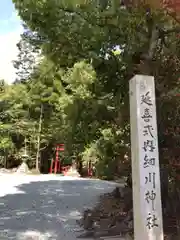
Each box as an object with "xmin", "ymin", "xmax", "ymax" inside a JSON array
[{"xmin": 0, "ymin": 0, "xmax": 180, "ymax": 188}]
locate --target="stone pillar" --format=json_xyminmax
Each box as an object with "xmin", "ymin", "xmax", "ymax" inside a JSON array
[{"xmin": 129, "ymin": 75, "xmax": 163, "ymax": 240}]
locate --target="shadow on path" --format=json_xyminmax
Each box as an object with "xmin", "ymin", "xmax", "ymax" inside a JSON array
[{"xmin": 0, "ymin": 178, "xmax": 116, "ymax": 239}]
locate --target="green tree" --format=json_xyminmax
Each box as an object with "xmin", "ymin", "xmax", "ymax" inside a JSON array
[{"xmin": 12, "ymin": 0, "xmax": 180, "ymax": 172}]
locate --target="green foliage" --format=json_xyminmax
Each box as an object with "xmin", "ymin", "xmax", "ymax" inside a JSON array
[{"xmin": 0, "ymin": 0, "xmax": 178, "ymax": 183}]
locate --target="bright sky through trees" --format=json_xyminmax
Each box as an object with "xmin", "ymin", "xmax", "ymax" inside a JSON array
[{"xmin": 0, "ymin": 0, "xmax": 22, "ymax": 83}]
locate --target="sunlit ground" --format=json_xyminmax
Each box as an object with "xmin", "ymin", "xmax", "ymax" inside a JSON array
[{"xmin": 0, "ymin": 174, "xmax": 118, "ymax": 239}]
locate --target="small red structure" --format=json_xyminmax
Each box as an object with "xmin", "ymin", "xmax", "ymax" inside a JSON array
[
  {"xmin": 61, "ymin": 165, "xmax": 71, "ymax": 175},
  {"xmin": 87, "ymin": 160, "xmax": 93, "ymax": 177},
  {"xmin": 50, "ymin": 144, "xmax": 64, "ymax": 174}
]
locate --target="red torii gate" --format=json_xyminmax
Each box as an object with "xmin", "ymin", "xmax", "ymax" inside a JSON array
[
  {"xmin": 50, "ymin": 144, "xmax": 64, "ymax": 174},
  {"xmin": 49, "ymin": 143, "xmax": 94, "ymax": 176}
]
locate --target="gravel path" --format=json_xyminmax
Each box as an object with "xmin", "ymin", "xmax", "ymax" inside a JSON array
[{"xmin": 0, "ymin": 174, "xmax": 117, "ymax": 240}]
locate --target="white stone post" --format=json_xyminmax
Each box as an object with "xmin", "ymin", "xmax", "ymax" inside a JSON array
[{"xmin": 129, "ymin": 75, "xmax": 163, "ymax": 240}]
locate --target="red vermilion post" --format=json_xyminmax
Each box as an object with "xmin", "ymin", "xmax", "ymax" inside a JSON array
[
  {"xmin": 56, "ymin": 144, "xmax": 64, "ymax": 173},
  {"xmin": 88, "ymin": 160, "xmax": 93, "ymax": 177},
  {"xmin": 54, "ymin": 149, "xmax": 58, "ymax": 174},
  {"xmin": 50, "ymin": 159, "xmax": 53, "ymax": 173},
  {"xmin": 49, "ymin": 144, "xmax": 65, "ymax": 174}
]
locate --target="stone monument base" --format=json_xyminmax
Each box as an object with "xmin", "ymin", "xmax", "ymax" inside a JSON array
[{"xmin": 16, "ymin": 162, "xmax": 31, "ymax": 174}]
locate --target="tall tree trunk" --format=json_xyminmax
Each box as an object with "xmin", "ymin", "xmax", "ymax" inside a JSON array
[{"xmin": 36, "ymin": 104, "xmax": 43, "ymax": 171}]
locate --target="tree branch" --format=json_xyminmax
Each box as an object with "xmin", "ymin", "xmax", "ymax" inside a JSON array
[{"xmin": 147, "ymin": 26, "xmax": 159, "ymax": 60}]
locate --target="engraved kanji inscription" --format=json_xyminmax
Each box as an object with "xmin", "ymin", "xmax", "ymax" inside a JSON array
[
  {"xmin": 143, "ymin": 154, "xmax": 155, "ymax": 168},
  {"xmin": 141, "ymin": 91, "xmax": 153, "ymax": 106},
  {"xmin": 145, "ymin": 172, "xmax": 156, "ymax": 189},
  {"xmin": 141, "ymin": 108, "xmax": 152, "ymax": 123},
  {"xmin": 143, "ymin": 140, "xmax": 155, "ymax": 152},
  {"xmin": 145, "ymin": 190, "xmax": 156, "ymax": 210},
  {"xmin": 143, "ymin": 125, "xmax": 154, "ymax": 138},
  {"xmin": 146, "ymin": 213, "xmax": 159, "ymax": 230}
]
